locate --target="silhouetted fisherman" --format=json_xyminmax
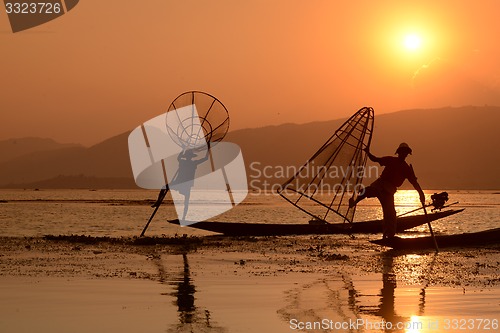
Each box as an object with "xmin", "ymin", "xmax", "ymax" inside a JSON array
[
  {"xmin": 152, "ymin": 145, "xmax": 210, "ymax": 220},
  {"xmin": 349, "ymin": 143, "xmax": 425, "ymax": 239}
]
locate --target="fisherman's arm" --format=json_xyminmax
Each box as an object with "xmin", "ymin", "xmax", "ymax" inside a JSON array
[
  {"xmin": 408, "ymin": 166, "xmax": 425, "ymax": 204},
  {"xmin": 199, "ymin": 143, "xmax": 211, "ymax": 163},
  {"xmin": 412, "ymin": 180, "xmax": 426, "ymax": 204},
  {"xmin": 364, "ymin": 147, "xmax": 382, "ymax": 163}
]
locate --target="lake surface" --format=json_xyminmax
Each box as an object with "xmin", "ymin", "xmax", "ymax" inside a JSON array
[
  {"xmin": 0, "ymin": 189, "xmax": 498, "ymax": 237},
  {"xmin": 0, "ymin": 189, "xmax": 499, "ymax": 333}
]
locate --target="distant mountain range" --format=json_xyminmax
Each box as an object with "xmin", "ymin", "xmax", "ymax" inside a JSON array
[
  {"xmin": 1, "ymin": 106, "xmax": 499, "ymax": 190},
  {"xmin": 0, "ymin": 137, "xmax": 80, "ymax": 164}
]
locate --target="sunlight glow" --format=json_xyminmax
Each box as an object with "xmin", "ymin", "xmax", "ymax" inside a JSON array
[
  {"xmin": 404, "ymin": 34, "xmax": 422, "ymax": 51},
  {"xmin": 406, "ymin": 315, "xmax": 425, "ymax": 332}
]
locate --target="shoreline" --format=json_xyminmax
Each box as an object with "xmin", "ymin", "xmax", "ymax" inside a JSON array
[{"xmin": 1, "ymin": 235, "xmax": 499, "ymax": 287}]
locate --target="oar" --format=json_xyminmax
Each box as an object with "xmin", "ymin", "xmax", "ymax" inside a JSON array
[
  {"xmin": 422, "ymin": 203, "xmax": 439, "ymax": 252},
  {"xmin": 140, "ymin": 204, "xmax": 161, "ymax": 237},
  {"xmin": 140, "ymin": 187, "xmax": 168, "ymax": 237},
  {"xmin": 409, "ymin": 164, "xmax": 439, "ymax": 252}
]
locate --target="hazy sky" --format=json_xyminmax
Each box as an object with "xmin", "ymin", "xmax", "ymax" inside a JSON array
[{"xmin": 1, "ymin": 0, "xmax": 499, "ymax": 145}]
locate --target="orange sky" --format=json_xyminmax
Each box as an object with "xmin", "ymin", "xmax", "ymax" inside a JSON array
[{"xmin": 1, "ymin": 0, "xmax": 499, "ymax": 145}]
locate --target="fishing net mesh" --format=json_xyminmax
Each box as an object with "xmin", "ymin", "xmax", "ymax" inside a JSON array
[
  {"xmin": 166, "ymin": 91, "xmax": 230, "ymax": 149},
  {"xmin": 279, "ymin": 107, "xmax": 374, "ymax": 224}
]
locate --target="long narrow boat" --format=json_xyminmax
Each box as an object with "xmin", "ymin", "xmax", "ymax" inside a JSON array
[
  {"xmin": 371, "ymin": 226, "xmax": 500, "ymax": 250},
  {"xmin": 168, "ymin": 209, "xmax": 463, "ymax": 236}
]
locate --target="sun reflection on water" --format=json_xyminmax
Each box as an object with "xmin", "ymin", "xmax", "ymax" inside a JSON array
[
  {"xmin": 406, "ymin": 315, "xmax": 425, "ymax": 333},
  {"xmin": 394, "ymin": 254, "xmax": 434, "ymax": 286},
  {"xmin": 395, "ymin": 190, "xmax": 423, "ymax": 216}
]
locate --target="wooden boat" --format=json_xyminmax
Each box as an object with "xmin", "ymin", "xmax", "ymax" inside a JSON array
[
  {"xmin": 371, "ymin": 226, "xmax": 500, "ymax": 250},
  {"xmin": 168, "ymin": 208, "xmax": 464, "ymax": 236}
]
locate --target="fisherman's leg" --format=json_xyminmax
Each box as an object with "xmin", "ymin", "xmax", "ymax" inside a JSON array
[
  {"xmin": 181, "ymin": 191, "xmax": 191, "ymax": 221},
  {"xmin": 350, "ymin": 186, "xmax": 376, "ymax": 208},
  {"xmin": 380, "ymin": 192, "xmax": 397, "ymax": 239},
  {"xmin": 151, "ymin": 185, "xmax": 170, "ymax": 208}
]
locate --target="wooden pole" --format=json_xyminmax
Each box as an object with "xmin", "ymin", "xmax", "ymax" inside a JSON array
[
  {"xmin": 409, "ymin": 164, "xmax": 438, "ymax": 252},
  {"xmin": 422, "ymin": 204, "xmax": 439, "ymax": 252},
  {"xmin": 140, "ymin": 188, "xmax": 168, "ymax": 237},
  {"xmin": 140, "ymin": 204, "xmax": 160, "ymax": 237}
]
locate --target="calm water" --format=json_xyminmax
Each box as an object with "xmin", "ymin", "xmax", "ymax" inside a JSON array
[
  {"xmin": 1, "ymin": 190, "xmax": 499, "ymax": 333},
  {"xmin": 0, "ymin": 189, "xmax": 498, "ymax": 237}
]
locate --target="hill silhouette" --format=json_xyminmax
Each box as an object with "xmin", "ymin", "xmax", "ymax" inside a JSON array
[
  {"xmin": 227, "ymin": 106, "xmax": 500, "ymax": 190},
  {"xmin": 1, "ymin": 106, "xmax": 498, "ymax": 189},
  {"xmin": 0, "ymin": 134, "xmax": 131, "ymax": 186},
  {"xmin": 0, "ymin": 137, "xmax": 80, "ymax": 164}
]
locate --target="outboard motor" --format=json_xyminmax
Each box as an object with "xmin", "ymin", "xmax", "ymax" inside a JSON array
[{"xmin": 431, "ymin": 192, "xmax": 449, "ymax": 211}]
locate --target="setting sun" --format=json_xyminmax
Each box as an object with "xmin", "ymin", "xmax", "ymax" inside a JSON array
[{"xmin": 403, "ymin": 34, "xmax": 422, "ymax": 51}]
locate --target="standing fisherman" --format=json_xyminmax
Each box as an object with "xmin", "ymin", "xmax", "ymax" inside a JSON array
[{"xmin": 349, "ymin": 143, "xmax": 425, "ymax": 239}]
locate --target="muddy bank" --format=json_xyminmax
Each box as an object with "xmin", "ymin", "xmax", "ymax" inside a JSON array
[{"xmin": 1, "ymin": 235, "xmax": 499, "ymax": 289}]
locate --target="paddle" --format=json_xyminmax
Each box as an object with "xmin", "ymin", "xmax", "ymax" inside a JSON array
[
  {"xmin": 409, "ymin": 164, "xmax": 438, "ymax": 252},
  {"xmin": 422, "ymin": 203, "xmax": 439, "ymax": 252},
  {"xmin": 140, "ymin": 203, "xmax": 160, "ymax": 237},
  {"xmin": 140, "ymin": 187, "xmax": 168, "ymax": 237}
]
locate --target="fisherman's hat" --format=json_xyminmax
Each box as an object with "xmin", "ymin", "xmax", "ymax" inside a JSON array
[{"xmin": 395, "ymin": 142, "xmax": 412, "ymax": 155}]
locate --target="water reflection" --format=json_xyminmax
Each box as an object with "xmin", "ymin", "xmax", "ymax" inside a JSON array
[
  {"xmin": 278, "ymin": 253, "xmax": 442, "ymax": 333},
  {"xmin": 417, "ymin": 254, "xmax": 438, "ymax": 317},
  {"xmin": 358, "ymin": 255, "xmax": 410, "ymax": 332},
  {"xmin": 153, "ymin": 251, "xmax": 495, "ymax": 333},
  {"xmin": 172, "ymin": 253, "xmax": 196, "ymax": 324},
  {"xmin": 351, "ymin": 252, "xmax": 492, "ymax": 333},
  {"xmin": 379, "ymin": 256, "xmax": 406, "ymax": 326},
  {"xmin": 154, "ymin": 252, "xmax": 226, "ymax": 333}
]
